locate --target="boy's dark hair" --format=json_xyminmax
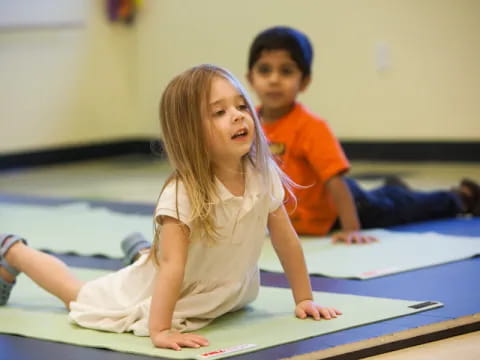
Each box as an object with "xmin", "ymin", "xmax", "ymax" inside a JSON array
[{"xmin": 248, "ymin": 26, "xmax": 313, "ymax": 78}]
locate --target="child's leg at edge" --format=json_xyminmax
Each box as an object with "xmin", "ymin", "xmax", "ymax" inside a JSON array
[{"xmin": 1, "ymin": 237, "xmax": 83, "ymax": 309}]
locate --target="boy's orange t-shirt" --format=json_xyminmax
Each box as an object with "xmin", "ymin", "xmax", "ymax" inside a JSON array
[{"xmin": 262, "ymin": 102, "xmax": 350, "ymax": 235}]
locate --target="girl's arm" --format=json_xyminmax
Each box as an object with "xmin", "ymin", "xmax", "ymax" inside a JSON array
[
  {"xmin": 325, "ymin": 174, "xmax": 376, "ymax": 244},
  {"xmin": 268, "ymin": 205, "xmax": 341, "ymax": 320},
  {"xmin": 149, "ymin": 216, "xmax": 208, "ymax": 350}
]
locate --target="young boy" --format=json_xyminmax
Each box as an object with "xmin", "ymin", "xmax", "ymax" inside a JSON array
[
  {"xmin": 245, "ymin": 26, "xmax": 480, "ymax": 244},
  {"xmin": 121, "ymin": 27, "xmax": 480, "ymax": 262}
]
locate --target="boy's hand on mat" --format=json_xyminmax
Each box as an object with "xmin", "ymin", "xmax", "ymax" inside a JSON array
[
  {"xmin": 151, "ymin": 329, "xmax": 209, "ymax": 351},
  {"xmin": 332, "ymin": 230, "xmax": 377, "ymax": 245},
  {"xmin": 295, "ymin": 300, "xmax": 342, "ymax": 320}
]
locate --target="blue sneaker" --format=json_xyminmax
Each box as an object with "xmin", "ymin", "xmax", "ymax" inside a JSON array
[
  {"xmin": 0, "ymin": 234, "xmax": 27, "ymax": 305},
  {"xmin": 121, "ymin": 233, "xmax": 151, "ymax": 265}
]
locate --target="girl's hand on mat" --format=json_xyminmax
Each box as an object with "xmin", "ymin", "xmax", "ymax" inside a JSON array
[
  {"xmin": 295, "ymin": 300, "xmax": 342, "ymax": 320},
  {"xmin": 332, "ymin": 230, "xmax": 377, "ymax": 244},
  {"xmin": 151, "ymin": 329, "xmax": 209, "ymax": 351}
]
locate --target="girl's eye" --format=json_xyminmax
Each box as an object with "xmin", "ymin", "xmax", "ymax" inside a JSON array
[
  {"xmin": 238, "ymin": 104, "xmax": 248, "ymax": 111},
  {"xmin": 213, "ymin": 110, "xmax": 225, "ymax": 117}
]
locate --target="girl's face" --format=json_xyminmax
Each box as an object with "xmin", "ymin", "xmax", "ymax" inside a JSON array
[{"xmin": 203, "ymin": 77, "xmax": 255, "ymax": 168}]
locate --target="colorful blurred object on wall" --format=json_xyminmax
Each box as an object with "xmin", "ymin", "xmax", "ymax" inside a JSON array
[{"xmin": 106, "ymin": 0, "xmax": 141, "ymax": 25}]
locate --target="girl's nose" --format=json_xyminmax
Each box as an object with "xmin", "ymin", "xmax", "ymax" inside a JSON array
[{"xmin": 232, "ymin": 108, "xmax": 245, "ymax": 122}]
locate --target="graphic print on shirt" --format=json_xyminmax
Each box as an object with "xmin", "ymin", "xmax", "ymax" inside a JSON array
[
  {"xmin": 268, "ymin": 142, "xmax": 286, "ymax": 156},
  {"xmin": 268, "ymin": 142, "xmax": 286, "ymax": 168}
]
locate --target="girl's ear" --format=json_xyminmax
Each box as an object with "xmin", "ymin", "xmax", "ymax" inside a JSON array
[{"xmin": 300, "ymin": 75, "xmax": 311, "ymax": 92}]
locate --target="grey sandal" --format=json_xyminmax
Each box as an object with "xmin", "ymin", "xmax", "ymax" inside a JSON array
[
  {"xmin": 121, "ymin": 232, "xmax": 151, "ymax": 265},
  {"xmin": 0, "ymin": 234, "xmax": 28, "ymax": 305}
]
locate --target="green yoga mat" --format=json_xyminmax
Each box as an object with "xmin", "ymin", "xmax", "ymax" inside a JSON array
[
  {"xmin": 0, "ymin": 202, "xmax": 153, "ymax": 257},
  {"xmin": 1, "ymin": 203, "xmax": 479, "ymax": 279},
  {"xmin": 260, "ymin": 229, "xmax": 480, "ymax": 279},
  {"xmin": 1, "ymin": 268, "xmax": 441, "ymax": 359}
]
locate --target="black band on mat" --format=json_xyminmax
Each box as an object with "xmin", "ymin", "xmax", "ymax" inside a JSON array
[{"xmin": 408, "ymin": 301, "xmax": 439, "ymax": 309}]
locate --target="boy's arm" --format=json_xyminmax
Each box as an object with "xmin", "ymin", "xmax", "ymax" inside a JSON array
[
  {"xmin": 268, "ymin": 205, "xmax": 341, "ymax": 320},
  {"xmin": 325, "ymin": 175, "xmax": 376, "ymax": 244},
  {"xmin": 149, "ymin": 216, "xmax": 208, "ymax": 350}
]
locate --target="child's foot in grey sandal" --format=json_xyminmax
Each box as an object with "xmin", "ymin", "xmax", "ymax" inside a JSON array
[
  {"xmin": 0, "ymin": 234, "xmax": 28, "ymax": 305},
  {"xmin": 121, "ymin": 233, "xmax": 151, "ymax": 265}
]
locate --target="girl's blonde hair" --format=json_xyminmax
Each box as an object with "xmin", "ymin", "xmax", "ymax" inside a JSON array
[{"xmin": 150, "ymin": 64, "xmax": 293, "ymax": 262}]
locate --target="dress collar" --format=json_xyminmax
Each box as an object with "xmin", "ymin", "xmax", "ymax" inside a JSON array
[{"xmin": 214, "ymin": 160, "xmax": 262, "ymax": 218}]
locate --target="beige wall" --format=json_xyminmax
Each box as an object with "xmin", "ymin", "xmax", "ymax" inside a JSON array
[
  {"xmin": 1, "ymin": 0, "xmax": 479, "ymax": 154},
  {"xmin": 0, "ymin": 1, "xmax": 139, "ymax": 153}
]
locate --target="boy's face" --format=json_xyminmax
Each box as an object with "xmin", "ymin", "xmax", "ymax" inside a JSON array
[{"xmin": 247, "ymin": 49, "xmax": 310, "ymax": 119}]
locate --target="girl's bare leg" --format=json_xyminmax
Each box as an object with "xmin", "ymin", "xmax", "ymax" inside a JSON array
[{"xmin": 2, "ymin": 240, "xmax": 83, "ymax": 309}]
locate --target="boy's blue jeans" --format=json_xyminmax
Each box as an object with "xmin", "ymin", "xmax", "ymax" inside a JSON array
[{"xmin": 344, "ymin": 177, "xmax": 463, "ymax": 228}]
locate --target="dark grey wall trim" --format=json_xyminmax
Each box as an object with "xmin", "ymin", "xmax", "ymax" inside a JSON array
[
  {"xmin": 342, "ymin": 141, "xmax": 480, "ymax": 162},
  {"xmin": 0, "ymin": 139, "xmax": 163, "ymax": 170},
  {"xmin": 0, "ymin": 140, "xmax": 478, "ymax": 170}
]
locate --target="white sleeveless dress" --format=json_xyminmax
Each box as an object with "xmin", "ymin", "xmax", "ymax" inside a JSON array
[{"xmin": 69, "ymin": 162, "xmax": 284, "ymax": 335}]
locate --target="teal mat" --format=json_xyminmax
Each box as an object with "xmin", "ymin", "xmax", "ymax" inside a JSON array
[
  {"xmin": 260, "ymin": 229, "xmax": 480, "ymax": 279},
  {"xmin": 0, "ymin": 202, "xmax": 153, "ymax": 257},
  {"xmin": 1, "ymin": 268, "xmax": 441, "ymax": 359},
  {"xmin": 1, "ymin": 203, "xmax": 479, "ymax": 279}
]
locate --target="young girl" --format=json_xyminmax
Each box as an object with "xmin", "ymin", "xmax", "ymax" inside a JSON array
[{"xmin": 0, "ymin": 64, "xmax": 341, "ymax": 351}]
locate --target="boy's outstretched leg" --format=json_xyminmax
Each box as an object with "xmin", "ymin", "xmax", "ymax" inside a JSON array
[
  {"xmin": 345, "ymin": 178, "xmax": 464, "ymax": 228},
  {"xmin": 0, "ymin": 234, "xmax": 83, "ymax": 308}
]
